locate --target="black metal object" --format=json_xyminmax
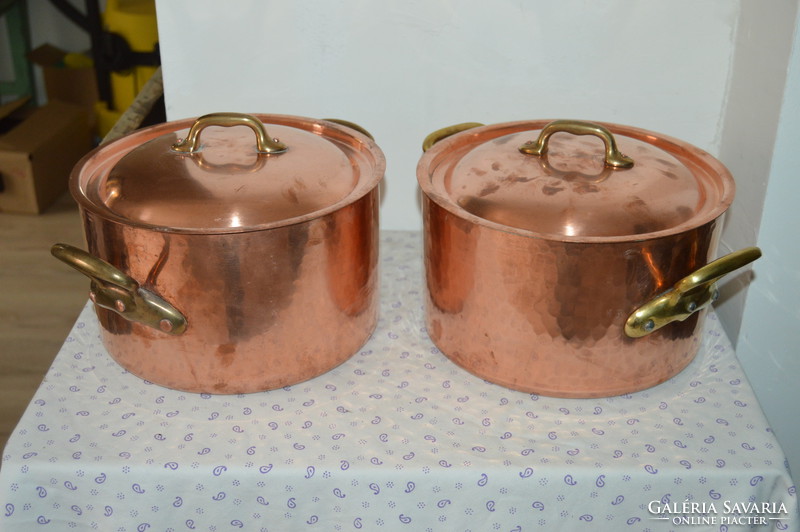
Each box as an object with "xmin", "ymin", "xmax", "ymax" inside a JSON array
[
  {"xmin": 47, "ymin": 0, "xmax": 89, "ymax": 32},
  {"xmin": 83, "ymin": 0, "xmax": 111, "ymax": 108},
  {"xmin": 46, "ymin": 0, "xmax": 161, "ymax": 111}
]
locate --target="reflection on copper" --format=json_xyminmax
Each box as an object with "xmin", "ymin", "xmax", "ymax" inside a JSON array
[
  {"xmin": 534, "ymin": 153, "xmax": 616, "ymax": 185},
  {"xmin": 641, "ymin": 246, "xmax": 666, "ymax": 292},
  {"xmin": 427, "ymin": 120, "xmax": 732, "ymax": 240},
  {"xmin": 81, "ymin": 193, "xmax": 380, "ymax": 395},
  {"xmin": 422, "ymin": 198, "xmax": 721, "ymax": 398},
  {"xmin": 424, "ymin": 200, "xmax": 477, "ymax": 315},
  {"xmin": 86, "ymin": 118, "xmax": 367, "ymax": 231},
  {"xmin": 144, "ymin": 238, "xmax": 170, "ymax": 287},
  {"xmin": 185, "ymin": 150, "xmax": 269, "ymax": 174},
  {"xmin": 325, "ymin": 193, "xmax": 379, "ymax": 317}
]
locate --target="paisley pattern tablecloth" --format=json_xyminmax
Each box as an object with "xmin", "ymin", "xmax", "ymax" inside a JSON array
[{"xmin": 2, "ymin": 231, "xmax": 797, "ymax": 531}]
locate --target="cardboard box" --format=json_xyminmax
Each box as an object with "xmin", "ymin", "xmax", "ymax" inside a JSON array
[
  {"xmin": 0, "ymin": 98, "xmax": 92, "ymax": 214},
  {"xmin": 28, "ymin": 44, "xmax": 99, "ymax": 132}
]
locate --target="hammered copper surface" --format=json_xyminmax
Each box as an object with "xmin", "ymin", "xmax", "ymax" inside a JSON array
[
  {"xmin": 424, "ymin": 196, "xmax": 719, "ymax": 398},
  {"xmin": 418, "ymin": 119, "xmax": 736, "ymax": 398},
  {"xmin": 452, "ymin": 134, "xmax": 702, "ymax": 237},
  {"xmin": 66, "ymin": 114, "xmax": 384, "ymax": 393},
  {"xmin": 82, "ymin": 196, "xmax": 378, "ymax": 393}
]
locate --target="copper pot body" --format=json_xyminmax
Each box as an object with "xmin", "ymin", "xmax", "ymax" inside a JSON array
[
  {"xmin": 65, "ymin": 115, "xmax": 382, "ymax": 394},
  {"xmin": 418, "ymin": 119, "xmax": 742, "ymax": 398},
  {"xmin": 423, "ymin": 197, "xmax": 721, "ymax": 398}
]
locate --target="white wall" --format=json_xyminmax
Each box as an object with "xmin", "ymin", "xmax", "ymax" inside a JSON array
[
  {"xmin": 717, "ymin": 0, "xmax": 799, "ymax": 343},
  {"xmin": 735, "ymin": 7, "xmax": 800, "ymax": 481}
]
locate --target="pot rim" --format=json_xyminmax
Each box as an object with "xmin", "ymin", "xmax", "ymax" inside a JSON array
[
  {"xmin": 70, "ymin": 114, "xmax": 386, "ymax": 235},
  {"xmin": 417, "ymin": 119, "xmax": 736, "ymax": 244}
]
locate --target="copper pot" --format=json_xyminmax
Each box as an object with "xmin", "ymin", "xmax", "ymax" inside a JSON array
[
  {"xmin": 53, "ymin": 113, "xmax": 384, "ymax": 394},
  {"xmin": 417, "ymin": 119, "xmax": 760, "ymax": 398}
]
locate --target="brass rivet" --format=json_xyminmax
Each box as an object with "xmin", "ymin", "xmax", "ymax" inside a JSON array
[
  {"xmin": 115, "ymin": 300, "xmax": 126, "ymax": 312},
  {"xmin": 159, "ymin": 319, "xmax": 173, "ymax": 333},
  {"xmin": 644, "ymin": 319, "xmax": 655, "ymax": 332}
]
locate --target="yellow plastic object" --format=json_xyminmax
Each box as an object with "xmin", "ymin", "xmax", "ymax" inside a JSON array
[
  {"xmin": 98, "ymin": 0, "xmax": 158, "ymax": 137},
  {"xmin": 63, "ymin": 52, "xmax": 94, "ymax": 69}
]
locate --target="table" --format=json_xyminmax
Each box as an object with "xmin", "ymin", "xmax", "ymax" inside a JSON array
[{"xmin": 2, "ymin": 231, "xmax": 797, "ymax": 531}]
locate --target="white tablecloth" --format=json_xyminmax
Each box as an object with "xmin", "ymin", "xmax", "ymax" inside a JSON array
[{"xmin": 2, "ymin": 231, "xmax": 797, "ymax": 531}]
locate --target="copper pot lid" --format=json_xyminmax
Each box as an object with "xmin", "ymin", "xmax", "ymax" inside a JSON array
[
  {"xmin": 72, "ymin": 113, "xmax": 385, "ymax": 233},
  {"xmin": 418, "ymin": 119, "xmax": 735, "ymax": 242}
]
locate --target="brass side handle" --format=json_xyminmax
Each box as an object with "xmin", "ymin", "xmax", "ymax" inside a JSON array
[
  {"xmin": 625, "ymin": 247, "xmax": 762, "ymax": 338},
  {"xmin": 323, "ymin": 118, "xmax": 375, "ymax": 140},
  {"xmin": 519, "ymin": 119, "xmax": 634, "ymax": 169},
  {"xmin": 51, "ymin": 243, "xmax": 187, "ymax": 335},
  {"xmin": 171, "ymin": 112, "xmax": 288, "ymax": 154},
  {"xmin": 422, "ymin": 122, "xmax": 485, "ymax": 152}
]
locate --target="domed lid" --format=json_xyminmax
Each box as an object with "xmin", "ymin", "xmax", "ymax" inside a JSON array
[
  {"xmin": 417, "ymin": 119, "xmax": 735, "ymax": 242},
  {"xmin": 72, "ymin": 113, "xmax": 384, "ymax": 233}
]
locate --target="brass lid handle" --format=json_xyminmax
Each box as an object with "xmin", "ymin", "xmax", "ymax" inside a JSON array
[
  {"xmin": 171, "ymin": 112, "xmax": 288, "ymax": 154},
  {"xmin": 519, "ymin": 119, "xmax": 634, "ymax": 169},
  {"xmin": 51, "ymin": 243, "xmax": 187, "ymax": 335},
  {"xmin": 625, "ymin": 247, "xmax": 762, "ymax": 338}
]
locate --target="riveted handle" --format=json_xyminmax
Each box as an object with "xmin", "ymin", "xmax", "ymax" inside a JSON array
[
  {"xmin": 422, "ymin": 122, "xmax": 485, "ymax": 152},
  {"xmin": 171, "ymin": 112, "xmax": 287, "ymax": 154},
  {"xmin": 51, "ymin": 243, "xmax": 187, "ymax": 335},
  {"xmin": 519, "ymin": 120, "xmax": 634, "ymax": 169},
  {"xmin": 625, "ymin": 247, "xmax": 762, "ymax": 338}
]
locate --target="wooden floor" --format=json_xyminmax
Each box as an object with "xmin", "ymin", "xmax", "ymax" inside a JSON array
[{"xmin": 0, "ymin": 193, "xmax": 88, "ymax": 454}]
